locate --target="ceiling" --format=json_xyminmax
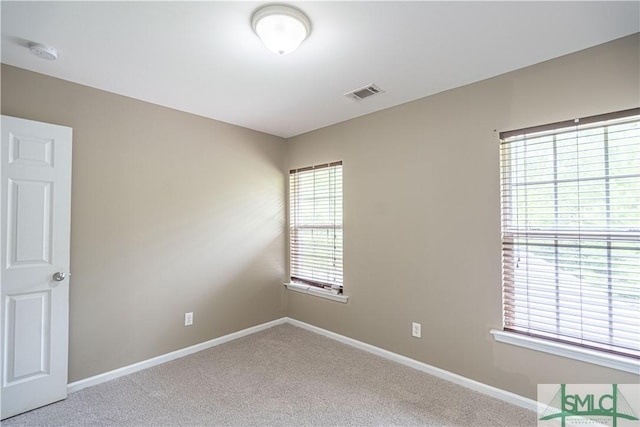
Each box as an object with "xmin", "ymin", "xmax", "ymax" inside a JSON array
[{"xmin": 2, "ymin": 1, "xmax": 638, "ymax": 138}]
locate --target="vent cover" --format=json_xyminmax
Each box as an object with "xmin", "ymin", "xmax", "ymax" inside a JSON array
[{"xmin": 345, "ymin": 84, "xmax": 384, "ymax": 101}]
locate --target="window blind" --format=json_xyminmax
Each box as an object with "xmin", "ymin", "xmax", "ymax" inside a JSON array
[
  {"xmin": 289, "ymin": 161, "xmax": 343, "ymax": 289},
  {"xmin": 499, "ymin": 108, "xmax": 640, "ymax": 358}
]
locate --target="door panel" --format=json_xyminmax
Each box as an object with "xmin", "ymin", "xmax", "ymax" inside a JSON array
[
  {"xmin": 5, "ymin": 291, "xmax": 51, "ymax": 384},
  {"xmin": 1, "ymin": 115, "xmax": 72, "ymax": 420},
  {"xmin": 8, "ymin": 179, "xmax": 53, "ymax": 267}
]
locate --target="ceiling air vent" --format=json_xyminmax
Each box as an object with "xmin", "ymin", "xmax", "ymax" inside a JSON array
[{"xmin": 345, "ymin": 84, "xmax": 384, "ymax": 101}]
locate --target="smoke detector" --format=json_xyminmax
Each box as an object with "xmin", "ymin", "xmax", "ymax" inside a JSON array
[
  {"xmin": 345, "ymin": 84, "xmax": 384, "ymax": 101},
  {"xmin": 29, "ymin": 43, "xmax": 58, "ymax": 61}
]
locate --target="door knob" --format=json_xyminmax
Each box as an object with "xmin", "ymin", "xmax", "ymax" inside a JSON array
[{"xmin": 52, "ymin": 272, "xmax": 66, "ymax": 281}]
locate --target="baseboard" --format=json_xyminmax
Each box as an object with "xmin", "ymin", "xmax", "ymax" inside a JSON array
[
  {"xmin": 286, "ymin": 317, "xmax": 539, "ymax": 412},
  {"xmin": 67, "ymin": 315, "xmax": 537, "ymax": 413},
  {"xmin": 67, "ymin": 317, "xmax": 288, "ymax": 393}
]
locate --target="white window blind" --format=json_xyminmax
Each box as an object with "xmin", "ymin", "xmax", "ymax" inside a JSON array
[
  {"xmin": 289, "ymin": 161, "xmax": 343, "ymax": 289},
  {"xmin": 499, "ymin": 108, "xmax": 640, "ymax": 359}
]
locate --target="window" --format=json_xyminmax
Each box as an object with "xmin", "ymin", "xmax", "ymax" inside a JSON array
[
  {"xmin": 289, "ymin": 161, "xmax": 343, "ymax": 291},
  {"xmin": 499, "ymin": 109, "xmax": 640, "ymax": 359}
]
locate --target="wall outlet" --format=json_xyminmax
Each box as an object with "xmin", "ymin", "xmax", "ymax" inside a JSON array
[
  {"xmin": 184, "ymin": 312, "xmax": 193, "ymax": 326},
  {"xmin": 412, "ymin": 322, "xmax": 421, "ymax": 338}
]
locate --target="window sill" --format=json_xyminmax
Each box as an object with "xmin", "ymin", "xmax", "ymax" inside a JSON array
[
  {"xmin": 490, "ymin": 329, "xmax": 639, "ymax": 375},
  {"xmin": 284, "ymin": 282, "xmax": 349, "ymax": 303}
]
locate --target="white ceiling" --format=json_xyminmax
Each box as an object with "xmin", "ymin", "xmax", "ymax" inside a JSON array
[{"xmin": 2, "ymin": 1, "xmax": 639, "ymax": 138}]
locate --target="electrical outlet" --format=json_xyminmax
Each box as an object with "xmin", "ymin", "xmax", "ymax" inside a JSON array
[
  {"xmin": 184, "ymin": 312, "xmax": 193, "ymax": 326},
  {"xmin": 412, "ymin": 322, "xmax": 421, "ymax": 338}
]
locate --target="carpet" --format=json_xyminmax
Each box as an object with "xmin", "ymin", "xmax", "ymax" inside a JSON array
[{"xmin": 2, "ymin": 323, "xmax": 536, "ymax": 426}]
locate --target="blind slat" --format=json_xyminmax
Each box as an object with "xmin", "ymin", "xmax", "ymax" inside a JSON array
[
  {"xmin": 499, "ymin": 110, "xmax": 640, "ymax": 358},
  {"xmin": 290, "ymin": 162, "xmax": 343, "ymax": 288}
]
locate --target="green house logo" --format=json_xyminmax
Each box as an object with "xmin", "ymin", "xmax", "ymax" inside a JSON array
[{"xmin": 539, "ymin": 384, "xmax": 639, "ymax": 427}]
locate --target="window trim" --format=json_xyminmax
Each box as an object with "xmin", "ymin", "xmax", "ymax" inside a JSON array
[
  {"xmin": 490, "ymin": 329, "xmax": 640, "ymax": 374},
  {"xmin": 284, "ymin": 282, "xmax": 349, "ymax": 303}
]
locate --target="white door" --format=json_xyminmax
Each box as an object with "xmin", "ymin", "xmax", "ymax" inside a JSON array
[{"xmin": 0, "ymin": 115, "xmax": 72, "ymax": 420}]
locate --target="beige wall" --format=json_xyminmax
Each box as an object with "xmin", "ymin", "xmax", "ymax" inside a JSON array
[
  {"xmin": 1, "ymin": 34, "xmax": 638, "ymax": 399},
  {"xmin": 286, "ymin": 34, "xmax": 640, "ymax": 400},
  {"xmin": 1, "ymin": 65, "xmax": 287, "ymax": 382}
]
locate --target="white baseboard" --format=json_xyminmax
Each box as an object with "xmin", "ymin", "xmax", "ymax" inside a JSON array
[
  {"xmin": 67, "ymin": 317, "xmax": 288, "ymax": 393},
  {"xmin": 67, "ymin": 316, "xmax": 537, "ymax": 413},
  {"xmin": 286, "ymin": 318, "xmax": 538, "ymax": 412}
]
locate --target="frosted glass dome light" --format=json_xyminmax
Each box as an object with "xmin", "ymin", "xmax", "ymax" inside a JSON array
[{"xmin": 252, "ymin": 5, "xmax": 311, "ymax": 55}]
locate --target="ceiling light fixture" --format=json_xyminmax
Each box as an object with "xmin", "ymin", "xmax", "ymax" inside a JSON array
[
  {"xmin": 29, "ymin": 43, "xmax": 58, "ymax": 61},
  {"xmin": 251, "ymin": 5, "xmax": 311, "ymax": 55}
]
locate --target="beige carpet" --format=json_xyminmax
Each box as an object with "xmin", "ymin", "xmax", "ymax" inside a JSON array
[{"xmin": 3, "ymin": 324, "xmax": 536, "ymax": 426}]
